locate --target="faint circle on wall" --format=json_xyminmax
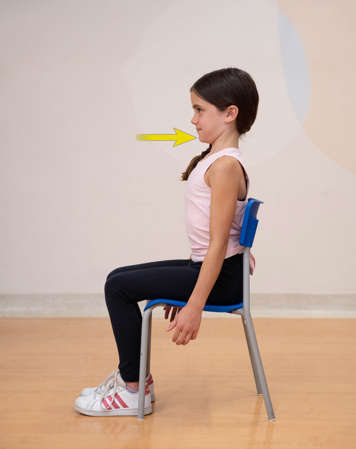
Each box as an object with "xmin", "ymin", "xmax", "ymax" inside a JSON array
[
  {"xmin": 124, "ymin": 0, "xmax": 309, "ymax": 167},
  {"xmin": 278, "ymin": 10, "xmax": 310, "ymax": 124}
]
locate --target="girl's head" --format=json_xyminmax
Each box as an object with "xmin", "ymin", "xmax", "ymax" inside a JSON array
[{"xmin": 181, "ymin": 67, "xmax": 259, "ymax": 181}]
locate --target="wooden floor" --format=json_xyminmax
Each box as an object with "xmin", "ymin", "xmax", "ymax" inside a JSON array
[{"xmin": 1, "ymin": 317, "xmax": 355, "ymax": 449}]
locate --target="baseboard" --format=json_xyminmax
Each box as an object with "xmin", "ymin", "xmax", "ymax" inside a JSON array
[{"xmin": 1, "ymin": 293, "xmax": 355, "ymax": 318}]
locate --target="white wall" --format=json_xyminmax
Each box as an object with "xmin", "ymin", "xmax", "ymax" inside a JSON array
[{"xmin": 1, "ymin": 0, "xmax": 355, "ymax": 299}]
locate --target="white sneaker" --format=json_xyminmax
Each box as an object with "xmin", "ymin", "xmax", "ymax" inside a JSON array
[
  {"xmin": 79, "ymin": 368, "xmax": 156, "ymax": 402},
  {"xmin": 75, "ymin": 376, "xmax": 152, "ymax": 416}
]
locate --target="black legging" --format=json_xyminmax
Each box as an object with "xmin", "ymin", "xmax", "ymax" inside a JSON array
[{"xmin": 104, "ymin": 252, "xmax": 244, "ymax": 382}]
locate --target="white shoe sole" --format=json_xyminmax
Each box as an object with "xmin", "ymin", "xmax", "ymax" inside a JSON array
[{"xmin": 74, "ymin": 404, "xmax": 153, "ymax": 416}]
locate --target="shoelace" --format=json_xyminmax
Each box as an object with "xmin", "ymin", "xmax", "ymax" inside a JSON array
[
  {"xmin": 94, "ymin": 369, "xmax": 124, "ymax": 396},
  {"xmin": 94, "ymin": 369, "xmax": 152, "ymax": 397}
]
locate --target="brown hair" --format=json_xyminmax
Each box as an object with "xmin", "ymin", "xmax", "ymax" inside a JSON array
[{"xmin": 181, "ymin": 67, "xmax": 259, "ymax": 181}]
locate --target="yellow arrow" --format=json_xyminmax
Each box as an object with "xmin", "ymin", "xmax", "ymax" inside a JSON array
[{"xmin": 136, "ymin": 128, "xmax": 196, "ymax": 147}]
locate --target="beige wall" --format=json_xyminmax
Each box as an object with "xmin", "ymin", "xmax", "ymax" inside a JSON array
[{"xmin": 0, "ymin": 0, "xmax": 355, "ymax": 297}]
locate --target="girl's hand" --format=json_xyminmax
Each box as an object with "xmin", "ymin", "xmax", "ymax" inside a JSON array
[
  {"xmin": 163, "ymin": 305, "xmax": 181, "ymax": 322},
  {"xmin": 166, "ymin": 303, "xmax": 202, "ymax": 345}
]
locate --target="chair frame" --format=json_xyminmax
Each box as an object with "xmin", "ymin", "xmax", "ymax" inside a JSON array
[{"xmin": 137, "ymin": 198, "xmax": 275, "ymax": 421}]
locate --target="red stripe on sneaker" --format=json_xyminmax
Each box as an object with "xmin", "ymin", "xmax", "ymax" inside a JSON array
[
  {"xmin": 111, "ymin": 400, "xmax": 119, "ymax": 409},
  {"xmin": 114, "ymin": 393, "xmax": 128, "ymax": 408},
  {"xmin": 102, "ymin": 398, "xmax": 111, "ymax": 410}
]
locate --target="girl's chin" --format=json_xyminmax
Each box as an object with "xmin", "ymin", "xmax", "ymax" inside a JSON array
[
  {"xmin": 197, "ymin": 131, "xmax": 211, "ymax": 144},
  {"xmin": 198, "ymin": 137, "xmax": 211, "ymax": 144}
]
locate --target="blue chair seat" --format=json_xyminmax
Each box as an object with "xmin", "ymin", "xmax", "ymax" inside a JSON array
[{"xmin": 144, "ymin": 299, "xmax": 243, "ymax": 313}]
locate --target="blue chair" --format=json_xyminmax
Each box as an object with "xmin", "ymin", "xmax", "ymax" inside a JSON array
[{"xmin": 137, "ymin": 198, "xmax": 275, "ymax": 421}]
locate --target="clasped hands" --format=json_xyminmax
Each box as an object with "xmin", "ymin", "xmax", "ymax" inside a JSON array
[{"xmin": 164, "ymin": 302, "xmax": 202, "ymax": 345}]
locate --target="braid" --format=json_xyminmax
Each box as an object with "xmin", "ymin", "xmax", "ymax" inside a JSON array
[{"xmin": 180, "ymin": 145, "xmax": 211, "ymax": 181}]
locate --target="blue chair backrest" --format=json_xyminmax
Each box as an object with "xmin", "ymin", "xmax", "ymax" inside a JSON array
[{"xmin": 239, "ymin": 198, "xmax": 263, "ymax": 248}]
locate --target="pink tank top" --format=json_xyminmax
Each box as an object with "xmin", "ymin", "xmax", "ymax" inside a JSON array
[{"xmin": 184, "ymin": 147, "xmax": 250, "ymax": 263}]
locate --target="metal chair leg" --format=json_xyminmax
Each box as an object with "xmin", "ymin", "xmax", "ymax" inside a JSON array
[
  {"xmin": 138, "ymin": 308, "xmax": 152, "ymax": 419},
  {"xmin": 243, "ymin": 312, "xmax": 275, "ymax": 421},
  {"xmin": 146, "ymin": 312, "xmax": 152, "ymax": 378},
  {"xmin": 241, "ymin": 312, "xmax": 263, "ymax": 394}
]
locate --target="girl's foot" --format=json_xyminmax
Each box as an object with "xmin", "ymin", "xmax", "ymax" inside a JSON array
[
  {"xmin": 75, "ymin": 376, "xmax": 152, "ymax": 416},
  {"xmin": 80, "ymin": 369, "xmax": 155, "ymax": 401}
]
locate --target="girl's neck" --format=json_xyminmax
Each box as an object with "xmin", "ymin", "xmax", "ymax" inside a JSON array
[
  {"xmin": 209, "ymin": 143, "xmax": 239, "ymax": 155},
  {"xmin": 209, "ymin": 132, "xmax": 240, "ymax": 155}
]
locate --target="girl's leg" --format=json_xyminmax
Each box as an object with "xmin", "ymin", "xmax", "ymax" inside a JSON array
[
  {"xmin": 106, "ymin": 258, "xmax": 192, "ymax": 282},
  {"xmin": 106, "ymin": 259, "xmax": 194, "ymax": 383},
  {"xmin": 104, "ymin": 253, "xmax": 243, "ymax": 384},
  {"xmin": 104, "ymin": 258, "xmax": 201, "ymax": 383}
]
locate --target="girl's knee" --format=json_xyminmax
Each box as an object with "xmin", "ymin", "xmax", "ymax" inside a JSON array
[
  {"xmin": 104, "ymin": 278, "xmax": 116, "ymax": 301},
  {"xmin": 106, "ymin": 270, "xmax": 116, "ymax": 282},
  {"xmin": 106, "ymin": 266, "xmax": 125, "ymax": 282},
  {"xmin": 105, "ymin": 274, "xmax": 125, "ymax": 297}
]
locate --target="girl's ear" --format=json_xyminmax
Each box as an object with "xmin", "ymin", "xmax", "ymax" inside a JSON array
[{"xmin": 227, "ymin": 105, "xmax": 238, "ymax": 122}]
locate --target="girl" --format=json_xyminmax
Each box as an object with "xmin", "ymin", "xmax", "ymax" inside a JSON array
[{"xmin": 74, "ymin": 67, "xmax": 258, "ymax": 417}]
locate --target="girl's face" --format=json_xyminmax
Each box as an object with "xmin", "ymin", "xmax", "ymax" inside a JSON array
[{"xmin": 190, "ymin": 90, "xmax": 228, "ymax": 144}]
